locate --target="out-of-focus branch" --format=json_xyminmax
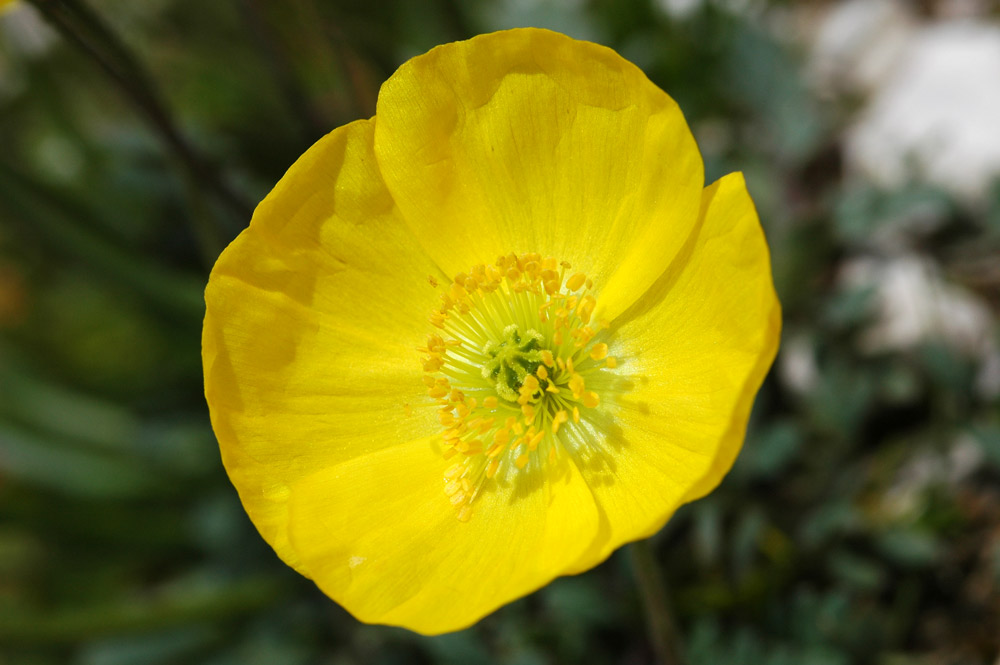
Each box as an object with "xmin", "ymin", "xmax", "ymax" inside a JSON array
[
  {"xmin": 27, "ymin": 0, "xmax": 253, "ymax": 236},
  {"xmin": 630, "ymin": 539, "xmax": 687, "ymax": 665},
  {"xmin": 236, "ymin": 0, "xmax": 327, "ymax": 144}
]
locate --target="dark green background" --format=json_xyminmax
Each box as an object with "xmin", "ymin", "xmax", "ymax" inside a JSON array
[{"xmin": 1, "ymin": 1, "xmax": 999, "ymax": 663}]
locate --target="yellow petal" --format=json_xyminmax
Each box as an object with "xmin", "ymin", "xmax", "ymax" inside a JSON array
[
  {"xmin": 374, "ymin": 28, "xmax": 703, "ymax": 322},
  {"xmin": 285, "ymin": 436, "xmax": 599, "ymax": 634},
  {"xmin": 203, "ymin": 119, "xmax": 444, "ymax": 572},
  {"xmin": 568, "ymin": 172, "xmax": 781, "ymax": 572}
]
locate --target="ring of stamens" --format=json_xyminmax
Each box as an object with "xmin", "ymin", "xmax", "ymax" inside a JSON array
[{"xmin": 417, "ymin": 253, "xmax": 618, "ymax": 522}]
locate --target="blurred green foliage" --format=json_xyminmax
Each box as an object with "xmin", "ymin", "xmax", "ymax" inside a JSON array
[{"xmin": 1, "ymin": 0, "xmax": 999, "ymax": 664}]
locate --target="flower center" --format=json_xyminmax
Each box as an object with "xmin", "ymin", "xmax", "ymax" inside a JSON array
[
  {"xmin": 418, "ymin": 253, "xmax": 618, "ymax": 522},
  {"xmin": 482, "ymin": 325, "xmax": 543, "ymax": 402}
]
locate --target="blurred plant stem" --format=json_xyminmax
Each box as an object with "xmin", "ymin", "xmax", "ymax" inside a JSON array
[
  {"xmin": 630, "ymin": 540, "xmax": 686, "ymax": 665},
  {"xmin": 236, "ymin": 0, "xmax": 327, "ymax": 144},
  {"xmin": 26, "ymin": 0, "xmax": 251, "ymax": 255}
]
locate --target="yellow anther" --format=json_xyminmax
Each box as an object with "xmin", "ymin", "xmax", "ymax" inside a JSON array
[
  {"xmin": 464, "ymin": 440, "xmax": 483, "ymax": 455},
  {"xmin": 438, "ymin": 411, "xmax": 455, "ymax": 426},
  {"xmin": 486, "ymin": 458, "xmax": 500, "ymax": 478},
  {"xmin": 566, "ymin": 357, "xmax": 575, "ymax": 373},
  {"xmin": 522, "ymin": 375, "xmax": 540, "ymax": 393},
  {"xmin": 494, "ymin": 429, "xmax": 511, "ymax": 446},
  {"xmin": 457, "ymin": 505, "xmax": 473, "ymax": 522},
  {"xmin": 455, "ymin": 404, "xmax": 470, "ymax": 418},
  {"xmin": 573, "ymin": 406, "xmax": 581, "ymax": 423},
  {"xmin": 422, "ymin": 375, "xmax": 436, "ymax": 387},
  {"xmin": 590, "ymin": 343, "xmax": 609, "ymax": 360},
  {"xmin": 569, "ymin": 373, "xmax": 585, "ymax": 398},
  {"xmin": 583, "ymin": 391, "xmax": 600, "ymax": 408},
  {"xmin": 536, "ymin": 366, "xmax": 548, "ymax": 381},
  {"xmin": 515, "ymin": 453, "xmax": 530, "ymax": 469},
  {"xmin": 521, "ymin": 404, "xmax": 535, "ymax": 422},
  {"xmin": 528, "ymin": 430, "xmax": 545, "ymax": 450},
  {"xmin": 428, "ymin": 385, "xmax": 448, "ymax": 398},
  {"xmin": 552, "ymin": 410, "xmax": 568, "ymax": 433},
  {"xmin": 605, "ymin": 356, "xmax": 617, "ymax": 368},
  {"xmin": 545, "ymin": 383, "xmax": 560, "ymax": 394},
  {"xmin": 449, "ymin": 282, "xmax": 467, "ymax": 301},
  {"xmin": 577, "ymin": 296, "xmax": 596, "ymax": 324},
  {"xmin": 483, "ymin": 396, "xmax": 498, "ymax": 409},
  {"xmin": 566, "ymin": 273, "xmax": 587, "ymax": 291},
  {"xmin": 540, "ymin": 350, "xmax": 555, "ymax": 367},
  {"xmin": 423, "ymin": 356, "xmax": 444, "ymax": 372},
  {"xmin": 444, "ymin": 480, "xmax": 462, "ymax": 496},
  {"xmin": 548, "ymin": 446, "xmax": 557, "ymax": 463}
]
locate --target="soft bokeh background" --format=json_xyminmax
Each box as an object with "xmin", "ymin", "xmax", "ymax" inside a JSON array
[{"xmin": 2, "ymin": 0, "xmax": 999, "ymax": 663}]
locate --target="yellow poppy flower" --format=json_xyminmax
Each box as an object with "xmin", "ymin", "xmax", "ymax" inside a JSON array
[{"xmin": 203, "ymin": 28, "xmax": 780, "ymax": 635}]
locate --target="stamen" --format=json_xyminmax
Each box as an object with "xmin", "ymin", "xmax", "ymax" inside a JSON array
[{"xmin": 418, "ymin": 253, "xmax": 619, "ymax": 521}]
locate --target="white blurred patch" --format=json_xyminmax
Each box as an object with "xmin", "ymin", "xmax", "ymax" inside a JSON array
[
  {"xmin": 839, "ymin": 254, "xmax": 994, "ymax": 356},
  {"xmin": 807, "ymin": 0, "xmax": 917, "ymax": 95},
  {"xmin": 658, "ymin": 0, "xmax": 703, "ymax": 20},
  {"xmin": 0, "ymin": 3, "xmax": 58, "ymax": 57},
  {"xmin": 778, "ymin": 333, "xmax": 819, "ymax": 396},
  {"xmin": 846, "ymin": 21, "xmax": 1000, "ymax": 201},
  {"xmin": 881, "ymin": 433, "xmax": 985, "ymax": 521},
  {"xmin": 976, "ymin": 347, "xmax": 1000, "ymax": 399},
  {"xmin": 655, "ymin": 0, "xmax": 765, "ymax": 21}
]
